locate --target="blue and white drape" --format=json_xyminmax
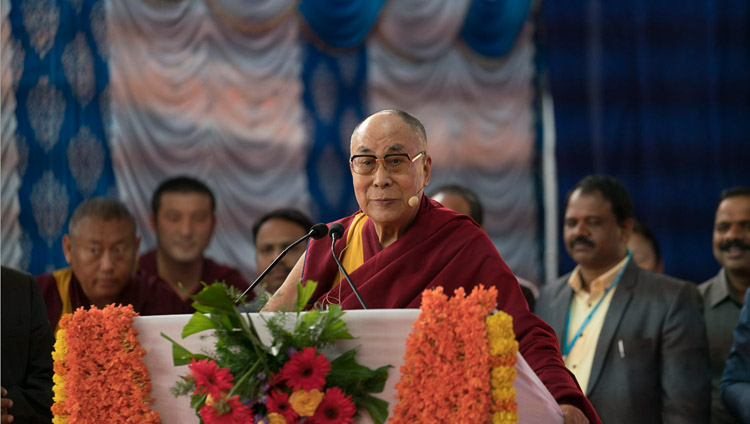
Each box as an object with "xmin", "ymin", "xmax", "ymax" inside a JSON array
[{"xmin": 2, "ymin": 0, "xmax": 541, "ymax": 283}]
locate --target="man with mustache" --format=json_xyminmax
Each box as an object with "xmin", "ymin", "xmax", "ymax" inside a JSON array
[
  {"xmin": 698, "ymin": 186, "xmax": 750, "ymax": 424},
  {"xmin": 252, "ymin": 208, "xmax": 313, "ymax": 296},
  {"xmin": 139, "ymin": 176, "xmax": 251, "ymax": 311},
  {"xmin": 536, "ymin": 175, "xmax": 710, "ymax": 424}
]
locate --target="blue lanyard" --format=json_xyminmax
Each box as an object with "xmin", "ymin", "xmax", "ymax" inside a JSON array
[{"xmin": 562, "ymin": 253, "xmax": 631, "ymax": 358}]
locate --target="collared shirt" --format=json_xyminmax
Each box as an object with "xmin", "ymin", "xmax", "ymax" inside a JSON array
[
  {"xmin": 564, "ymin": 255, "xmax": 629, "ymax": 393},
  {"xmin": 699, "ymin": 268, "xmax": 744, "ymax": 424}
]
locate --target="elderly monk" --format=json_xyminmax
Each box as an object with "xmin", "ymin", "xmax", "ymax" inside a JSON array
[
  {"xmin": 264, "ymin": 109, "xmax": 599, "ymax": 423},
  {"xmin": 36, "ymin": 198, "xmax": 187, "ymax": 331}
]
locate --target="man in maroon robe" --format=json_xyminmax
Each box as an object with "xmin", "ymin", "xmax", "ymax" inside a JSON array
[
  {"xmin": 139, "ymin": 176, "xmax": 252, "ymax": 311},
  {"xmin": 35, "ymin": 197, "xmax": 187, "ymax": 331},
  {"xmin": 265, "ymin": 109, "xmax": 599, "ymax": 423}
]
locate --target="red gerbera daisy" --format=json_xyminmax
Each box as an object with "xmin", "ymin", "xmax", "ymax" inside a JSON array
[
  {"xmin": 276, "ymin": 347, "xmax": 330, "ymax": 391},
  {"xmin": 199, "ymin": 394, "xmax": 254, "ymax": 424},
  {"xmin": 189, "ymin": 358, "xmax": 234, "ymax": 397},
  {"xmin": 309, "ymin": 387, "xmax": 356, "ymax": 424},
  {"xmin": 267, "ymin": 389, "xmax": 298, "ymax": 423}
]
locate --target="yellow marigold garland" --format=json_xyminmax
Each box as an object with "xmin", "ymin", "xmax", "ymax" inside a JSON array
[
  {"xmin": 51, "ymin": 315, "xmax": 70, "ymax": 424},
  {"xmin": 486, "ymin": 311, "xmax": 519, "ymax": 424},
  {"xmin": 51, "ymin": 305, "xmax": 160, "ymax": 423}
]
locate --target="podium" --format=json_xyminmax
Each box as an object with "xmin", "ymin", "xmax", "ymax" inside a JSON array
[{"xmin": 133, "ymin": 310, "xmax": 563, "ymax": 423}]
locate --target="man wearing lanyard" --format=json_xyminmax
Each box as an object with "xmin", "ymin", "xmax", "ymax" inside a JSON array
[{"xmin": 536, "ymin": 175, "xmax": 711, "ymax": 424}]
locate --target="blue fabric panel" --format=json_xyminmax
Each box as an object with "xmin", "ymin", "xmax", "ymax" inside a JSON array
[
  {"xmin": 545, "ymin": 0, "xmax": 750, "ymax": 284},
  {"xmin": 301, "ymin": 39, "xmax": 366, "ymax": 223},
  {"xmin": 10, "ymin": 0, "xmax": 115, "ymax": 275},
  {"xmin": 461, "ymin": 0, "xmax": 532, "ymax": 58},
  {"xmin": 298, "ymin": 0, "xmax": 386, "ymax": 49}
]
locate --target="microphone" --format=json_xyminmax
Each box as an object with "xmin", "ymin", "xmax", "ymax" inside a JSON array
[
  {"xmin": 236, "ymin": 223, "xmax": 328, "ymax": 304},
  {"xmin": 328, "ymin": 223, "xmax": 368, "ymax": 309},
  {"xmin": 408, "ymin": 188, "xmax": 424, "ymax": 208}
]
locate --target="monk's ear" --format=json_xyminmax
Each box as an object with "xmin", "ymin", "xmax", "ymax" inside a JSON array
[
  {"xmin": 62, "ymin": 235, "xmax": 73, "ymax": 264},
  {"xmin": 422, "ymin": 154, "xmax": 432, "ymax": 187}
]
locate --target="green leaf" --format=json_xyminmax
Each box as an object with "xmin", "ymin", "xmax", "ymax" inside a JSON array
[
  {"xmin": 295, "ymin": 280, "xmax": 318, "ymax": 312},
  {"xmin": 161, "ymin": 332, "xmax": 208, "ymax": 366},
  {"xmin": 359, "ymin": 395, "xmax": 390, "ymax": 424},
  {"xmin": 317, "ymin": 305, "xmax": 353, "ymax": 342},
  {"xmin": 181, "ymin": 312, "xmax": 218, "ymax": 338},
  {"xmin": 192, "ymin": 283, "xmax": 238, "ymax": 313}
]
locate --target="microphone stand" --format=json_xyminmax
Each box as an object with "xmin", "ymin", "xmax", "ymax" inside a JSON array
[
  {"xmin": 329, "ymin": 231, "xmax": 368, "ymax": 310},
  {"xmin": 236, "ymin": 224, "xmax": 327, "ymax": 305}
]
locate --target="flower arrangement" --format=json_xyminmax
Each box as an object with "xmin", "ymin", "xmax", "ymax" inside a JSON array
[
  {"xmin": 163, "ymin": 281, "xmax": 390, "ymax": 424},
  {"xmin": 51, "ymin": 304, "xmax": 160, "ymax": 424},
  {"xmin": 392, "ymin": 285, "xmax": 518, "ymax": 424}
]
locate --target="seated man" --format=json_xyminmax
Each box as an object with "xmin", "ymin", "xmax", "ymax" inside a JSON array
[
  {"xmin": 265, "ymin": 109, "xmax": 599, "ymax": 423},
  {"xmin": 139, "ymin": 176, "xmax": 252, "ymax": 308},
  {"xmin": 36, "ymin": 198, "xmax": 185, "ymax": 330},
  {"xmin": 430, "ymin": 183, "xmax": 538, "ymax": 311},
  {"xmin": 2, "ymin": 266, "xmax": 54, "ymax": 424},
  {"xmin": 252, "ymin": 208, "xmax": 313, "ymax": 296}
]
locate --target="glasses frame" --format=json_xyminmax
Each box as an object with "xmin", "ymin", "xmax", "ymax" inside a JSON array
[{"xmin": 350, "ymin": 151, "xmax": 426, "ymax": 175}]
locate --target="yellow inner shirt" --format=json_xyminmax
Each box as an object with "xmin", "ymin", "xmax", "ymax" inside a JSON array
[{"xmin": 564, "ymin": 255, "xmax": 629, "ymax": 393}]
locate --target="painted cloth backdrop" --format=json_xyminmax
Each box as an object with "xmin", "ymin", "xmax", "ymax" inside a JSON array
[
  {"xmin": 3, "ymin": 0, "xmax": 542, "ymax": 284},
  {"xmin": 3, "ymin": 0, "xmax": 115, "ymax": 274},
  {"xmin": 545, "ymin": 0, "xmax": 750, "ymax": 283}
]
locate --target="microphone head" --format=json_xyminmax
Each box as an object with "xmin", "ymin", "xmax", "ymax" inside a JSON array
[
  {"xmin": 309, "ymin": 223, "xmax": 329, "ymax": 240},
  {"xmin": 329, "ymin": 223, "xmax": 345, "ymax": 240},
  {"xmin": 408, "ymin": 195, "xmax": 419, "ymax": 207}
]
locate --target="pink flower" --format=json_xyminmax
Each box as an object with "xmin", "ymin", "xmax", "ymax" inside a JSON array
[
  {"xmin": 189, "ymin": 358, "xmax": 234, "ymax": 397},
  {"xmin": 267, "ymin": 389, "xmax": 298, "ymax": 423},
  {"xmin": 199, "ymin": 394, "xmax": 254, "ymax": 424},
  {"xmin": 309, "ymin": 387, "xmax": 356, "ymax": 424},
  {"xmin": 276, "ymin": 347, "xmax": 330, "ymax": 391}
]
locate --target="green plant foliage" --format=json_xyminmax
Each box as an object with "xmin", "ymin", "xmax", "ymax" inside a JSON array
[{"xmin": 161, "ymin": 281, "xmax": 391, "ymax": 423}]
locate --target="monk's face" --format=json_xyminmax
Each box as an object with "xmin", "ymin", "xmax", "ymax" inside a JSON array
[
  {"xmin": 151, "ymin": 192, "xmax": 215, "ymax": 264},
  {"xmin": 63, "ymin": 217, "xmax": 140, "ymax": 306},
  {"xmin": 350, "ymin": 112, "xmax": 431, "ymax": 234}
]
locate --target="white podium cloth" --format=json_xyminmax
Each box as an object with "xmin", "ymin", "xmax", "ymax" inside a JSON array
[{"xmin": 133, "ymin": 310, "xmax": 562, "ymax": 423}]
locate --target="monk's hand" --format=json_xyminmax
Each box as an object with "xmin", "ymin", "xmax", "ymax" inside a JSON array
[
  {"xmin": 560, "ymin": 404, "xmax": 588, "ymax": 424},
  {"xmin": 1, "ymin": 386, "xmax": 13, "ymax": 424}
]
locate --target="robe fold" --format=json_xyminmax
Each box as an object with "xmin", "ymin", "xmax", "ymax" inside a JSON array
[
  {"xmin": 138, "ymin": 250, "xmax": 253, "ymax": 310},
  {"xmin": 302, "ymin": 197, "xmax": 600, "ymax": 423},
  {"xmin": 36, "ymin": 269, "xmax": 187, "ymax": 330}
]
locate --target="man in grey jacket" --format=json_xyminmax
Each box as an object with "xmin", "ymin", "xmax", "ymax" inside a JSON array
[{"xmin": 536, "ymin": 175, "xmax": 710, "ymax": 424}]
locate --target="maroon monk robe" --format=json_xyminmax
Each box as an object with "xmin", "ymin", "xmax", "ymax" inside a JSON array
[
  {"xmin": 302, "ymin": 197, "xmax": 600, "ymax": 423},
  {"xmin": 138, "ymin": 250, "xmax": 254, "ymax": 310},
  {"xmin": 36, "ymin": 270, "xmax": 188, "ymax": 330}
]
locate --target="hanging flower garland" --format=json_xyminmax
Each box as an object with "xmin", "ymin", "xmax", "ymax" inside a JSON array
[
  {"xmin": 51, "ymin": 305, "xmax": 160, "ymax": 424},
  {"xmin": 392, "ymin": 285, "xmax": 518, "ymax": 423}
]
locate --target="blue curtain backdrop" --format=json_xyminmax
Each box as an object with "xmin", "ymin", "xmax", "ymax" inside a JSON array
[
  {"xmin": 9, "ymin": 0, "xmax": 115, "ymax": 274},
  {"xmin": 545, "ymin": 0, "xmax": 750, "ymax": 283}
]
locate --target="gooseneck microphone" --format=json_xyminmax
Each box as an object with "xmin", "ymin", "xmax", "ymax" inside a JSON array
[
  {"xmin": 328, "ymin": 223, "xmax": 368, "ymax": 309},
  {"xmin": 236, "ymin": 223, "xmax": 329, "ymax": 304}
]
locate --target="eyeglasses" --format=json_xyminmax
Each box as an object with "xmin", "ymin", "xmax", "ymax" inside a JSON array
[
  {"xmin": 77, "ymin": 244, "xmax": 134, "ymax": 262},
  {"xmin": 350, "ymin": 151, "xmax": 426, "ymax": 175}
]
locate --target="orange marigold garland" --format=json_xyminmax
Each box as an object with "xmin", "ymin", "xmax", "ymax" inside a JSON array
[
  {"xmin": 392, "ymin": 285, "xmax": 498, "ymax": 423},
  {"xmin": 51, "ymin": 305, "xmax": 160, "ymax": 423},
  {"xmin": 487, "ymin": 311, "xmax": 519, "ymax": 424}
]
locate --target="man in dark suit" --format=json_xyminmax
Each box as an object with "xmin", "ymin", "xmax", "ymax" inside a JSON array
[
  {"xmin": 536, "ymin": 175, "xmax": 711, "ymax": 423},
  {"xmin": 1, "ymin": 266, "xmax": 54, "ymax": 423}
]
